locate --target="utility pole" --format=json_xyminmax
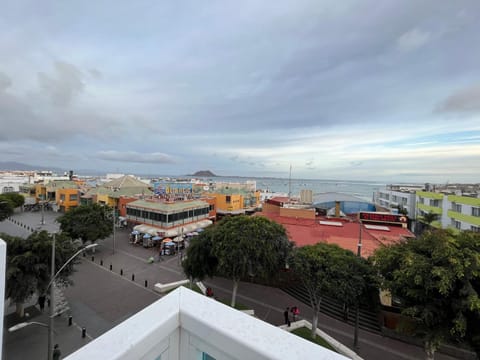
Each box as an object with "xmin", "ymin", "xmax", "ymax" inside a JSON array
[
  {"xmin": 288, "ymin": 164, "xmax": 292, "ymax": 200},
  {"xmin": 354, "ymin": 215, "xmax": 362, "ymax": 350},
  {"xmin": 47, "ymin": 233, "xmax": 55, "ymax": 360},
  {"xmin": 112, "ymin": 207, "xmax": 116, "ymax": 255},
  {"xmin": 41, "ymin": 197, "xmax": 45, "ymax": 225}
]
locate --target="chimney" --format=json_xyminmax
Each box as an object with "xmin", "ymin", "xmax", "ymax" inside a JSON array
[{"xmin": 335, "ymin": 201, "xmax": 340, "ymax": 217}]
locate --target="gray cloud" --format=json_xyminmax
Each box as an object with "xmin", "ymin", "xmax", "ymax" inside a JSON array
[
  {"xmin": 0, "ymin": 72, "xmax": 12, "ymax": 91},
  {"xmin": 38, "ymin": 61, "xmax": 84, "ymax": 106},
  {"xmin": 436, "ymin": 84, "xmax": 480, "ymax": 113},
  {"xmin": 396, "ymin": 28, "xmax": 431, "ymax": 52},
  {"xmin": 97, "ymin": 150, "xmax": 175, "ymax": 164}
]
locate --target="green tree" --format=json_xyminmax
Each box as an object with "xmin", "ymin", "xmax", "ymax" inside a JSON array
[
  {"xmin": 373, "ymin": 229, "xmax": 480, "ymax": 360},
  {"xmin": 290, "ymin": 243, "xmax": 372, "ymax": 338},
  {"xmin": 212, "ymin": 215, "xmax": 291, "ymax": 307},
  {"xmin": 182, "ymin": 227, "xmax": 218, "ymax": 287},
  {"xmin": 57, "ymin": 203, "xmax": 113, "ymax": 244},
  {"xmin": 184, "ymin": 215, "xmax": 291, "ymax": 307},
  {"xmin": 4, "ymin": 231, "xmax": 78, "ymax": 317},
  {"xmin": 0, "ymin": 192, "xmax": 25, "ymax": 208},
  {"xmin": 0, "ymin": 200, "xmax": 13, "ymax": 221},
  {"xmin": 422, "ymin": 211, "xmax": 438, "ymax": 225}
]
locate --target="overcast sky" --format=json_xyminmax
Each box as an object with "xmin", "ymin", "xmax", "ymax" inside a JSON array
[{"xmin": 1, "ymin": 1, "xmax": 479, "ymax": 182}]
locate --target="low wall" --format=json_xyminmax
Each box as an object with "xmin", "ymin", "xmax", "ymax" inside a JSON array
[
  {"xmin": 280, "ymin": 319, "xmax": 363, "ymax": 360},
  {"xmin": 154, "ymin": 280, "xmax": 190, "ymax": 293}
]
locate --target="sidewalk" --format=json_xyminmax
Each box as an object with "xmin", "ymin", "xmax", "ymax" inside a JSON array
[{"xmin": 3, "ymin": 305, "xmax": 91, "ymax": 360}]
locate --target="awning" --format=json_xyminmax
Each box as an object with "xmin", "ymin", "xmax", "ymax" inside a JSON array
[{"xmin": 133, "ymin": 224, "xmax": 162, "ymax": 236}]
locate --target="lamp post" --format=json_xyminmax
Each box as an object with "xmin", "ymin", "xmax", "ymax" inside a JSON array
[
  {"xmin": 41, "ymin": 198, "xmax": 45, "ymax": 225},
  {"xmin": 112, "ymin": 207, "xmax": 116, "ymax": 255},
  {"xmin": 46, "ymin": 234, "xmax": 97, "ymax": 360},
  {"xmin": 353, "ymin": 216, "xmax": 363, "ymax": 350}
]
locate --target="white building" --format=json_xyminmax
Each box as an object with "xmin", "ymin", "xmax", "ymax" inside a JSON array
[
  {"xmin": 375, "ymin": 185, "xmax": 419, "ymax": 219},
  {"xmin": 65, "ymin": 287, "xmax": 347, "ymax": 360}
]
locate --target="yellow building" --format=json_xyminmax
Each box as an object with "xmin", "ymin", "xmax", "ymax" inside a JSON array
[
  {"xmin": 34, "ymin": 180, "xmax": 81, "ymax": 212},
  {"xmin": 210, "ymin": 189, "xmax": 260, "ymax": 216},
  {"xmin": 82, "ymin": 175, "xmax": 153, "ymax": 210},
  {"xmin": 56, "ymin": 188, "xmax": 80, "ymax": 212}
]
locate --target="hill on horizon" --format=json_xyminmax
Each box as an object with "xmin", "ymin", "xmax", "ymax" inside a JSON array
[{"xmin": 190, "ymin": 170, "xmax": 217, "ymax": 177}]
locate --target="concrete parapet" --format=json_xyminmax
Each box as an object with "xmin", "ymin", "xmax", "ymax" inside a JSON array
[
  {"xmin": 280, "ymin": 319, "xmax": 363, "ymax": 360},
  {"xmin": 154, "ymin": 279, "xmax": 189, "ymax": 293}
]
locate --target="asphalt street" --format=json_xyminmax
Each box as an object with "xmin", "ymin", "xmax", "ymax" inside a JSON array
[{"xmin": 1, "ymin": 210, "xmax": 472, "ymax": 360}]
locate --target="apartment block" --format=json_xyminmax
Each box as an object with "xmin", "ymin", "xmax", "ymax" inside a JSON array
[{"xmin": 416, "ymin": 191, "xmax": 480, "ymax": 232}]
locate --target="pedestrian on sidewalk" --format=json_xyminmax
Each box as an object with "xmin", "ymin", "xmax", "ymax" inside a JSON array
[
  {"xmin": 53, "ymin": 344, "xmax": 61, "ymax": 360},
  {"xmin": 292, "ymin": 306, "xmax": 300, "ymax": 321},
  {"xmin": 284, "ymin": 307, "xmax": 291, "ymax": 327},
  {"xmin": 38, "ymin": 294, "xmax": 46, "ymax": 312}
]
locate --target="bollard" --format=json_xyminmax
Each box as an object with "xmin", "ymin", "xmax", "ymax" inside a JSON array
[
  {"xmin": 120, "ymin": 269, "xmax": 123, "ymax": 276},
  {"xmin": 144, "ymin": 280, "xmax": 148, "ymax": 287},
  {"xmin": 82, "ymin": 327, "xmax": 86, "ymax": 338},
  {"xmin": 100, "ymin": 260, "xmax": 103, "ymax": 266},
  {"xmin": 91, "ymin": 256, "xmax": 94, "ymax": 262},
  {"xmin": 110, "ymin": 264, "xmax": 112, "ymax": 271},
  {"xmin": 68, "ymin": 316, "xmax": 73, "ymax": 326},
  {"xmin": 131, "ymin": 274, "xmax": 135, "ymax": 281}
]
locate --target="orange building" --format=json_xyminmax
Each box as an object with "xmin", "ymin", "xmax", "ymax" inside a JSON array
[{"xmin": 56, "ymin": 188, "xmax": 80, "ymax": 212}]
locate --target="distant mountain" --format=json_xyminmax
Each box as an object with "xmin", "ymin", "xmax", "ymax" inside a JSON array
[
  {"xmin": 191, "ymin": 170, "xmax": 217, "ymax": 177},
  {"xmin": 0, "ymin": 161, "xmax": 65, "ymax": 173}
]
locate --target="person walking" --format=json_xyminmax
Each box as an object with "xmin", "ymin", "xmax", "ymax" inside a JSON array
[
  {"xmin": 283, "ymin": 307, "xmax": 291, "ymax": 327},
  {"xmin": 37, "ymin": 294, "xmax": 46, "ymax": 312},
  {"xmin": 53, "ymin": 344, "xmax": 61, "ymax": 360}
]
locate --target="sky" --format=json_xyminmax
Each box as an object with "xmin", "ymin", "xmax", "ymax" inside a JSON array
[{"xmin": 1, "ymin": 0, "xmax": 480, "ymax": 183}]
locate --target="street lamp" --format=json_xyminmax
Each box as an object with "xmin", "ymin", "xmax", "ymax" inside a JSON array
[
  {"xmin": 353, "ymin": 216, "xmax": 363, "ymax": 350},
  {"xmin": 46, "ymin": 234, "xmax": 97, "ymax": 360}
]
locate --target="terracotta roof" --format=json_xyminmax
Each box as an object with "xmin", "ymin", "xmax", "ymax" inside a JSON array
[{"xmin": 258, "ymin": 213, "xmax": 414, "ymax": 258}]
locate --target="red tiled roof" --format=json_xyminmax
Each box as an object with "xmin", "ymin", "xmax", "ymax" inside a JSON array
[{"xmin": 258, "ymin": 213, "xmax": 414, "ymax": 258}]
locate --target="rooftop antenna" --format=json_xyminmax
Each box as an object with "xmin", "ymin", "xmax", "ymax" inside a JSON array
[{"xmin": 288, "ymin": 164, "xmax": 292, "ymax": 200}]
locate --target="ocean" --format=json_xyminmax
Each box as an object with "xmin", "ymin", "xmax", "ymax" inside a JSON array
[{"xmin": 185, "ymin": 176, "xmax": 387, "ymax": 202}]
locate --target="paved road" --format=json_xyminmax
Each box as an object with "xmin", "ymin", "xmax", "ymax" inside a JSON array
[{"xmin": 1, "ymin": 211, "xmax": 471, "ymax": 360}]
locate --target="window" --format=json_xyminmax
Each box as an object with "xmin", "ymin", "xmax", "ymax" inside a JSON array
[
  {"xmin": 452, "ymin": 203, "xmax": 462, "ymax": 212},
  {"xmin": 452, "ymin": 220, "xmax": 461, "ymax": 229},
  {"xmin": 226, "ymin": 195, "xmax": 231, "ymax": 203},
  {"xmin": 419, "ymin": 197, "xmax": 424, "ymax": 204},
  {"xmin": 69, "ymin": 194, "xmax": 77, "ymax": 201},
  {"xmin": 60, "ymin": 194, "xmax": 66, "ymax": 201},
  {"xmin": 430, "ymin": 199, "xmax": 440, "ymax": 207},
  {"xmin": 472, "ymin": 207, "xmax": 480, "ymax": 217},
  {"xmin": 471, "ymin": 226, "xmax": 480, "ymax": 233}
]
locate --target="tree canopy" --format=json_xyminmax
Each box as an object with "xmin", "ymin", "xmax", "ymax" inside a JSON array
[
  {"xmin": 0, "ymin": 200, "xmax": 13, "ymax": 221},
  {"xmin": 182, "ymin": 226, "xmax": 218, "ymax": 283},
  {"xmin": 0, "ymin": 192, "xmax": 25, "ymax": 209},
  {"xmin": 57, "ymin": 203, "xmax": 113, "ymax": 244},
  {"xmin": 290, "ymin": 243, "xmax": 376, "ymax": 338},
  {"xmin": 373, "ymin": 229, "xmax": 480, "ymax": 360},
  {"xmin": 4, "ymin": 231, "xmax": 78, "ymax": 317},
  {"xmin": 183, "ymin": 215, "xmax": 292, "ymax": 307}
]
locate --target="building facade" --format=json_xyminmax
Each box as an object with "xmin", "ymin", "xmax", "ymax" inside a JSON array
[
  {"xmin": 126, "ymin": 198, "xmax": 216, "ymax": 237},
  {"xmin": 416, "ymin": 192, "xmax": 480, "ymax": 232},
  {"xmin": 375, "ymin": 185, "xmax": 418, "ymax": 219}
]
